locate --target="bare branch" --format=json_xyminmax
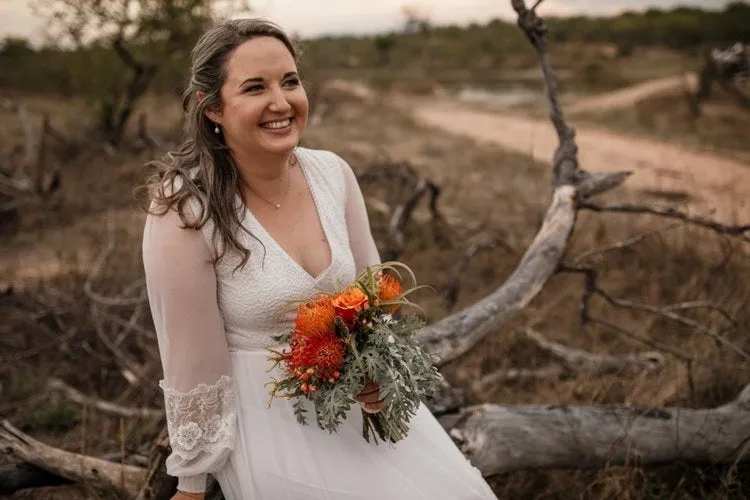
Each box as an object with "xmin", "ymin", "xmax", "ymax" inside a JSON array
[
  {"xmin": 580, "ymin": 201, "xmax": 750, "ymax": 243},
  {"xmin": 572, "ymin": 221, "xmax": 684, "ymax": 264},
  {"xmin": 558, "ymin": 263, "xmax": 747, "ymax": 362},
  {"xmin": 416, "ymin": 1, "xmax": 633, "ymax": 365},
  {"xmin": 84, "ymin": 213, "xmax": 145, "ymax": 307},
  {"xmin": 47, "ymin": 378, "xmax": 162, "ymax": 420},
  {"xmin": 386, "ymin": 177, "xmax": 443, "ymax": 261},
  {"xmin": 475, "ymin": 328, "xmax": 663, "ymax": 390}
]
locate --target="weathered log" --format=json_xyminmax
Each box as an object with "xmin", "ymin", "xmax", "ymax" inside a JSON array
[
  {"xmin": 0, "ymin": 420, "xmax": 147, "ymax": 496},
  {"xmin": 449, "ymin": 384, "xmax": 750, "ymax": 475}
]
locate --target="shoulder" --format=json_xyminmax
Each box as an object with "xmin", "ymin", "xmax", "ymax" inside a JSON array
[
  {"xmin": 297, "ymin": 146, "xmax": 356, "ymax": 187},
  {"xmin": 297, "ymin": 147, "xmax": 346, "ymax": 170},
  {"xmin": 297, "ymin": 147, "xmax": 356, "ymax": 201}
]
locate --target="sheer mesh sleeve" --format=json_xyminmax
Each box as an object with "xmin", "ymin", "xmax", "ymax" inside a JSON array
[
  {"xmin": 142, "ymin": 205, "xmax": 236, "ymax": 493},
  {"xmin": 339, "ymin": 158, "xmax": 382, "ymax": 272}
]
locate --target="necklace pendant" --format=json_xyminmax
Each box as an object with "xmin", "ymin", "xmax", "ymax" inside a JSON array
[{"xmin": 275, "ymin": 204, "xmax": 281, "ymax": 209}]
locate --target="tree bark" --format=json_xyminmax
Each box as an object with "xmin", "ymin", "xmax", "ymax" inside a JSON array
[
  {"xmin": 0, "ymin": 420, "xmax": 147, "ymax": 496},
  {"xmin": 449, "ymin": 385, "xmax": 750, "ymax": 475}
]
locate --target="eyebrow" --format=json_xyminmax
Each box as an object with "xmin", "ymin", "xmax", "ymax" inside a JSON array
[{"xmin": 238, "ymin": 71, "xmax": 299, "ymax": 88}]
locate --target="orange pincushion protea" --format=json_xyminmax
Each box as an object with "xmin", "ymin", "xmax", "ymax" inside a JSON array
[
  {"xmin": 286, "ymin": 331, "xmax": 345, "ymax": 381},
  {"xmin": 377, "ymin": 273, "xmax": 403, "ymax": 302},
  {"xmin": 295, "ymin": 296, "xmax": 336, "ymax": 337},
  {"xmin": 330, "ymin": 286, "xmax": 369, "ymax": 324},
  {"xmin": 377, "ymin": 273, "xmax": 403, "ymax": 311}
]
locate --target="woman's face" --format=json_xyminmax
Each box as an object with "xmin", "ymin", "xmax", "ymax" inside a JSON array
[{"xmin": 209, "ymin": 36, "xmax": 308, "ymax": 158}]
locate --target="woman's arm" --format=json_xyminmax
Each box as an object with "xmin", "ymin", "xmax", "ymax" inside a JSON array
[
  {"xmin": 142, "ymin": 207, "xmax": 235, "ymax": 495},
  {"xmin": 339, "ymin": 158, "xmax": 382, "ymax": 273}
]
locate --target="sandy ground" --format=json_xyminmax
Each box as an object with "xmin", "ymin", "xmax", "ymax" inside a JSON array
[
  {"xmin": 565, "ymin": 73, "xmax": 697, "ymax": 114},
  {"xmin": 407, "ymin": 91, "xmax": 750, "ymax": 225}
]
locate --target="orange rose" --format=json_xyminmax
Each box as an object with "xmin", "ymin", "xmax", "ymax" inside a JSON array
[
  {"xmin": 331, "ymin": 286, "xmax": 369, "ymax": 325},
  {"xmin": 295, "ymin": 296, "xmax": 336, "ymax": 336}
]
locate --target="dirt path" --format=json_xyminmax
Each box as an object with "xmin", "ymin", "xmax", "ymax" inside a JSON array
[
  {"xmin": 566, "ymin": 73, "xmax": 697, "ymax": 114},
  {"xmin": 408, "ymin": 98, "xmax": 750, "ymax": 224}
]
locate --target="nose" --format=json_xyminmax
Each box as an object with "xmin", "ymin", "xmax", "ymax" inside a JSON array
[{"xmin": 268, "ymin": 85, "xmax": 292, "ymax": 113}]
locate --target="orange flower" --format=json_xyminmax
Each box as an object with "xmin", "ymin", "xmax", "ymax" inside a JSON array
[
  {"xmin": 287, "ymin": 331, "xmax": 345, "ymax": 379},
  {"xmin": 378, "ymin": 273, "xmax": 403, "ymax": 311},
  {"xmin": 295, "ymin": 296, "xmax": 336, "ymax": 336},
  {"xmin": 331, "ymin": 286, "xmax": 369, "ymax": 325}
]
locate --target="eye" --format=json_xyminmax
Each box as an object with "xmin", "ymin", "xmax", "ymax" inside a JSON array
[
  {"xmin": 244, "ymin": 84, "xmax": 264, "ymax": 93},
  {"xmin": 284, "ymin": 78, "xmax": 301, "ymax": 88}
]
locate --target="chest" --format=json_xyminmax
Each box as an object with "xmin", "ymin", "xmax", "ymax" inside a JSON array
[{"xmin": 242, "ymin": 166, "xmax": 332, "ymax": 280}]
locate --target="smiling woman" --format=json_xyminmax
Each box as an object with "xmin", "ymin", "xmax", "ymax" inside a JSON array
[{"xmin": 141, "ymin": 17, "xmax": 497, "ymax": 500}]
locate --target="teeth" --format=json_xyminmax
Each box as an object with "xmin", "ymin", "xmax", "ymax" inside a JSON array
[{"xmin": 262, "ymin": 118, "xmax": 292, "ymax": 129}]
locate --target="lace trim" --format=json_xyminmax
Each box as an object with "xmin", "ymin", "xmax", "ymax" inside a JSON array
[{"xmin": 159, "ymin": 375, "xmax": 236, "ymax": 460}]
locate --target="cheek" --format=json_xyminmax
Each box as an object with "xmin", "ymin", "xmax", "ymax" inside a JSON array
[
  {"xmin": 227, "ymin": 100, "xmax": 265, "ymax": 126},
  {"xmin": 293, "ymin": 90, "xmax": 310, "ymax": 118}
]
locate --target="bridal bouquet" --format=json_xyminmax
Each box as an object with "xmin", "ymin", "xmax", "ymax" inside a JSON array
[{"xmin": 266, "ymin": 263, "xmax": 442, "ymax": 444}]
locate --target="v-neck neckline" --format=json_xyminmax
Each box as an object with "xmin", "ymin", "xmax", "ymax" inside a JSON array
[{"xmin": 240, "ymin": 150, "xmax": 334, "ymax": 282}]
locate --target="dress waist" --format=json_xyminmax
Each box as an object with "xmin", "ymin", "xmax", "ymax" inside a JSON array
[{"xmin": 226, "ymin": 330, "xmax": 286, "ymax": 353}]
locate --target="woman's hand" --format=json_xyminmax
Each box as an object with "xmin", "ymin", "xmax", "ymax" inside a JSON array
[
  {"xmin": 356, "ymin": 379, "xmax": 387, "ymax": 414},
  {"xmin": 172, "ymin": 491, "xmax": 205, "ymax": 500}
]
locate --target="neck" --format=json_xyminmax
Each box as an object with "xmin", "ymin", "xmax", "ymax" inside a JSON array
[
  {"xmin": 231, "ymin": 147, "xmax": 296, "ymax": 204},
  {"xmin": 233, "ymin": 148, "xmax": 294, "ymax": 183}
]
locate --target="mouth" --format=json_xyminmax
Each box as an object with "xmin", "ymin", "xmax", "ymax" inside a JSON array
[{"xmin": 259, "ymin": 117, "xmax": 294, "ymax": 130}]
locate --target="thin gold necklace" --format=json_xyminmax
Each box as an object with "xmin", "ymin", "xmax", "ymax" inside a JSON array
[{"xmin": 241, "ymin": 154, "xmax": 297, "ymax": 209}]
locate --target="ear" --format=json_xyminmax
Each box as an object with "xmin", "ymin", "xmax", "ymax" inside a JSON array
[{"xmin": 196, "ymin": 91, "xmax": 222, "ymax": 125}]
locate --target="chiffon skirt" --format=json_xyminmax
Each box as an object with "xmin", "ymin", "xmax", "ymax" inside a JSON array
[{"xmin": 214, "ymin": 350, "xmax": 498, "ymax": 500}]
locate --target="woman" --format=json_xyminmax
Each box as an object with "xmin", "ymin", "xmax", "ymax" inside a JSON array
[{"xmin": 142, "ymin": 18, "xmax": 497, "ymax": 500}]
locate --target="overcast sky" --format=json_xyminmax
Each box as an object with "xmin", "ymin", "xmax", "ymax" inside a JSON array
[{"xmin": 0, "ymin": 0, "xmax": 735, "ymax": 43}]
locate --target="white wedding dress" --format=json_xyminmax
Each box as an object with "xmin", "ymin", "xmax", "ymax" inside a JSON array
[{"xmin": 142, "ymin": 147, "xmax": 497, "ymax": 499}]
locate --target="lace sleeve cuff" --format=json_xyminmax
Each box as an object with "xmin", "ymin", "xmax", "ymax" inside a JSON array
[
  {"xmin": 178, "ymin": 474, "xmax": 207, "ymax": 493},
  {"xmin": 160, "ymin": 375, "xmax": 237, "ymax": 461}
]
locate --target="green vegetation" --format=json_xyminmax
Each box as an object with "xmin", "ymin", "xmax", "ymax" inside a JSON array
[{"xmin": 3, "ymin": 3, "xmax": 748, "ymax": 97}]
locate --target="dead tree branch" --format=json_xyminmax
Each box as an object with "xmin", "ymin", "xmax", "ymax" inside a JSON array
[
  {"xmin": 416, "ymin": 0, "xmax": 631, "ymax": 365},
  {"xmin": 449, "ymin": 384, "xmax": 750, "ymax": 476},
  {"xmin": 580, "ymin": 201, "xmax": 750, "ymax": 242},
  {"xmin": 385, "ymin": 177, "xmax": 443, "ymax": 261},
  {"xmin": 572, "ymin": 221, "xmax": 683, "ymax": 264},
  {"xmin": 558, "ymin": 264, "xmax": 747, "ymax": 362},
  {"xmin": 47, "ymin": 378, "xmax": 162, "ymax": 420},
  {"xmin": 475, "ymin": 328, "xmax": 664, "ymax": 390},
  {"xmin": 0, "ymin": 420, "xmax": 148, "ymax": 496}
]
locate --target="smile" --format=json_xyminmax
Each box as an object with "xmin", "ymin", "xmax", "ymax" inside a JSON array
[{"xmin": 260, "ymin": 117, "xmax": 294, "ymax": 129}]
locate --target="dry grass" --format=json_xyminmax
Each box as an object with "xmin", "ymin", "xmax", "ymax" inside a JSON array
[
  {"xmin": 573, "ymin": 85, "xmax": 750, "ymax": 164},
  {"xmin": 1, "ymin": 91, "xmax": 749, "ymax": 499}
]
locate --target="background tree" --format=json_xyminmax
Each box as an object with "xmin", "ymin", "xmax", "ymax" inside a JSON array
[{"xmin": 30, "ymin": 0, "xmax": 249, "ymax": 147}]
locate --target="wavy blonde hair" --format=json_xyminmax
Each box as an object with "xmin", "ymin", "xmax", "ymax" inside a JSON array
[{"xmin": 143, "ymin": 18, "xmax": 300, "ymax": 268}]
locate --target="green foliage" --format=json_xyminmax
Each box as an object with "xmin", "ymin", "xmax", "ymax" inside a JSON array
[
  {"xmin": 1, "ymin": 3, "xmax": 747, "ymax": 97},
  {"xmin": 304, "ymin": 311, "xmax": 441, "ymax": 443},
  {"xmin": 546, "ymin": 3, "xmax": 750, "ymax": 49}
]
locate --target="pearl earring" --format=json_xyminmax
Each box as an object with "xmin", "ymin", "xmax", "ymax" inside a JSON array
[{"xmin": 214, "ymin": 124, "xmax": 220, "ymax": 134}]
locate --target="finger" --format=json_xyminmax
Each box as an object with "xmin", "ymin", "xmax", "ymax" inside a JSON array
[
  {"xmin": 362, "ymin": 400, "xmax": 387, "ymax": 413},
  {"xmin": 355, "ymin": 391, "xmax": 381, "ymax": 404},
  {"xmin": 361, "ymin": 381, "xmax": 379, "ymax": 394}
]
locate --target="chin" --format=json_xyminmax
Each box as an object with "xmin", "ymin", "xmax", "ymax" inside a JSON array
[{"xmin": 259, "ymin": 131, "xmax": 303, "ymax": 155}]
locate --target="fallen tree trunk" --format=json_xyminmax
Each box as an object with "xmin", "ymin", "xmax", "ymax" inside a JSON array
[
  {"xmin": 0, "ymin": 420, "xmax": 148, "ymax": 496},
  {"xmin": 449, "ymin": 384, "xmax": 750, "ymax": 475}
]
